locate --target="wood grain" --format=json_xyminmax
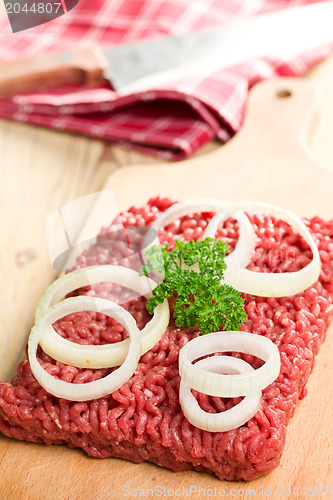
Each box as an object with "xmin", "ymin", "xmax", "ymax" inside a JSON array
[
  {"xmin": 0, "ymin": 124, "xmax": 105, "ymax": 381},
  {"xmin": 1, "ymin": 57, "xmax": 333, "ymax": 498}
]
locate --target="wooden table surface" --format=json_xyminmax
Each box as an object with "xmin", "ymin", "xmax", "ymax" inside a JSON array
[{"xmin": 1, "ymin": 54, "xmax": 333, "ymax": 497}]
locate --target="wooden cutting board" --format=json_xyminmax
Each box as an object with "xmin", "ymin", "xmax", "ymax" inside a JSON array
[{"xmin": 1, "ymin": 77, "xmax": 333, "ymax": 499}]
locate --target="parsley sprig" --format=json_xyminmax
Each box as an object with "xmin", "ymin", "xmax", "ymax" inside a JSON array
[{"xmin": 141, "ymin": 238, "xmax": 246, "ymax": 334}]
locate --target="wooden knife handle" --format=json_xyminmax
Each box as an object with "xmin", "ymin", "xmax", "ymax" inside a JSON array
[{"xmin": 0, "ymin": 47, "xmax": 108, "ymax": 98}]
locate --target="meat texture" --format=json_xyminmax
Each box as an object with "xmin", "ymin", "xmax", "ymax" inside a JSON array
[{"xmin": 0, "ymin": 196, "xmax": 332, "ymax": 481}]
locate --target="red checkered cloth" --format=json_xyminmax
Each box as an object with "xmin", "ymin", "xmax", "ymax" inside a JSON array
[{"xmin": 0, "ymin": 0, "xmax": 332, "ymax": 159}]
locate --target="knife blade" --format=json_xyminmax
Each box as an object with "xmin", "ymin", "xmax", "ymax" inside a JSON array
[
  {"xmin": 0, "ymin": 0, "xmax": 333, "ymax": 98},
  {"xmin": 114, "ymin": 0, "xmax": 333, "ymax": 95}
]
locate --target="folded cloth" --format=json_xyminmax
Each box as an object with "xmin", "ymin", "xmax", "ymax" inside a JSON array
[{"xmin": 0, "ymin": 0, "xmax": 332, "ymax": 159}]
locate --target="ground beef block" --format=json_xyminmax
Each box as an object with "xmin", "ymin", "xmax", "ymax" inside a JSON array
[{"xmin": 0, "ymin": 196, "xmax": 332, "ymax": 481}]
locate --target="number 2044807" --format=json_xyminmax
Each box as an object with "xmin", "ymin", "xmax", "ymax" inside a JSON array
[{"xmin": 5, "ymin": 3, "xmax": 62, "ymax": 14}]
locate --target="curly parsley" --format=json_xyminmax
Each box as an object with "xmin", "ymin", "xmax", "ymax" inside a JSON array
[{"xmin": 141, "ymin": 238, "xmax": 246, "ymax": 334}]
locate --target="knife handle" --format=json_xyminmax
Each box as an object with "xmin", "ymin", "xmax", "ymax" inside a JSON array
[{"xmin": 0, "ymin": 47, "xmax": 108, "ymax": 98}]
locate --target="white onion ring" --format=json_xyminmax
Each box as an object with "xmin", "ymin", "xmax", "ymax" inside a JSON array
[
  {"xmin": 203, "ymin": 208, "xmax": 256, "ymax": 269},
  {"xmin": 144, "ymin": 199, "xmax": 229, "ymax": 250},
  {"xmin": 36, "ymin": 265, "xmax": 169, "ymax": 369},
  {"xmin": 179, "ymin": 331, "xmax": 280, "ymax": 397},
  {"xmin": 143, "ymin": 198, "xmax": 256, "ymax": 273},
  {"xmin": 179, "ymin": 356, "xmax": 262, "ymax": 432},
  {"xmin": 204, "ymin": 202, "xmax": 321, "ymax": 297},
  {"xmin": 28, "ymin": 296, "xmax": 141, "ymax": 401}
]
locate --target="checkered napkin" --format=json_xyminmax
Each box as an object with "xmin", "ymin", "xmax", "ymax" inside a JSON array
[{"xmin": 0, "ymin": 0, "xmax": 332, "ymax": 160}]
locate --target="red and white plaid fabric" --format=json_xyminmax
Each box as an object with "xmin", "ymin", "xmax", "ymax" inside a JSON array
[{"xmin": 0, "ymin": 0, "xmax": 332, "ymax": 159}]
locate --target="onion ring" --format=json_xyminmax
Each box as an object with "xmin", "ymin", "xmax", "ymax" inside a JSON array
[
  {"xmin": 28, "ymin": 296, "xmax": 141, "ymax": 401},
  {"xmin": 36, "ymin": 265, "xmax": 169, "ymax": 369},
  {"xmin": 204, "ymin": 202, "xmax": 321, "ymax": 297},
  {"xmin": 144, "ymin": 198, "xmax": 256, "ymax": 271},
  {"xmin": 179, "ymin": 356, "xmax": 262, "ymax": 432},
  {"xmin": 179, "ymin": 331, "xmax": 281, "ymax": 397},
  {"xmin": 149, "ymin": 199, "xmax": 229, "ymax": 235}
]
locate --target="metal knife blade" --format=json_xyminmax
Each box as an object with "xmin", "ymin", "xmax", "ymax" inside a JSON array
[
  {"xmin": 108, "ymin": 0, "xmax": 333, "ymax": 94},
  {"xmin": 0, "ymin": 1, "xmax": 332, "ymax": 98}
]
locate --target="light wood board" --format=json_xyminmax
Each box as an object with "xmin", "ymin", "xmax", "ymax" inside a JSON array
[{"xmin": 1, "ymin": 76, "xmax": 333, "ymax": 499}]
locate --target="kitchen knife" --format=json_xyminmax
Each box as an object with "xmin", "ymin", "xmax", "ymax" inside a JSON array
[{"xmin": 1, "ymin": 0, "xmax": 333, "ymax": 98}]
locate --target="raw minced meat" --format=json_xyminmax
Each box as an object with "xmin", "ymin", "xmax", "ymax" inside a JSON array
[{"xmin": 0, "ymin": 196, "xmax": 332, "ymax": 481}]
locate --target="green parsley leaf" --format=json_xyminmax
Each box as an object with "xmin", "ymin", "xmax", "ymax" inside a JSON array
[{"xmin": 140, "ymin": 238, "xmax": 246, "ymax": 334}]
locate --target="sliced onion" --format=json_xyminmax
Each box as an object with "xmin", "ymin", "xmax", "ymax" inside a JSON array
[
  {"xmin": 204, "ymin": 202, "xmax": 321, "ymax": 297},
  {"xmin": 35, "ymin": 265, "xmax": 157, "ymax": 320},
  {"xmin": 28, "ymin": 296, "xmax": 141, "ymax": 401},
  {"xmin": 143, "ymin": 199, "xmax": 256, "ymax": 278},
  {"xmin": 36, "ymin": 265, "xmax": 169, "ymax": 369},
  {"xmin": 179, "ymin": 331, "xmax": 281, "ymax": 397},
  {"xmin": 144, "ymin": 199, "xmax": 230, "ymax": 249},
  {"xmin": 203, "ymin": 209, "xmax": 257, "ymax": 269},
  {"xmin": 179, "ymin": 356, "xmax": 262, "ymax": 432}
]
